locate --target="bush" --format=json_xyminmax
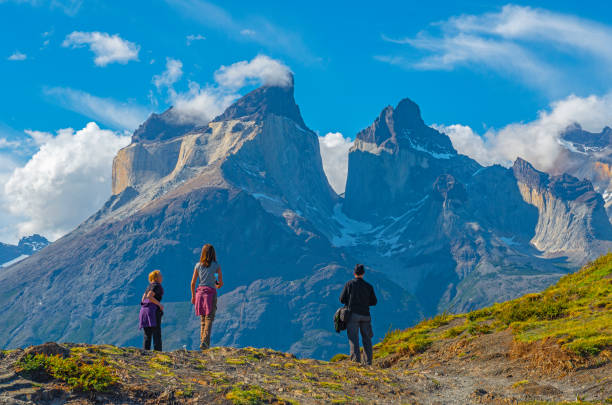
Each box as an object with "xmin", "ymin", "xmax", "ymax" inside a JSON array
[
  {"xmin": 17, "ymin": 354, "xmax": 117, "ymax": 392},
  {"xmin": 329, "ymin": 353, "xmax": 348, "ymax": 363},
  {"xmin": 226, "ymin": 385, "xmax": 272, "ymax": 405}
]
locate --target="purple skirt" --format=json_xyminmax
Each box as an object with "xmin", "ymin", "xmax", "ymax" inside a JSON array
[{"xmin": 139, "ymin": 300, "xmax": 159, "ymax": 329}]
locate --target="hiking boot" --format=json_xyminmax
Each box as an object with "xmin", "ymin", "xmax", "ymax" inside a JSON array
[{"xmin": 200, "ymin": 341, "xmax": 209, "ymax": 351}]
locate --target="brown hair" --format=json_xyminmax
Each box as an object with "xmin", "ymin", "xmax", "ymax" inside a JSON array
[{"xmin": 200, "ymin": 244, "xmax": 216, "ymax": 267}]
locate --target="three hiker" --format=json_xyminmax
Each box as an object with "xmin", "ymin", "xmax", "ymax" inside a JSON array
[
  {"xmin": 340, "ymin": 264, "xmax": 378, "ymax": 365},
  {"xmin": 191, "ymin": 244, "xmax": 224, "ymax": 350},
  {"xmin": 139, "ymin": 270, "xmax": 164, "ymax": 351},
  {"xmin": 138, "ymin": 254, "xmax": 377, "ymax": 362}
]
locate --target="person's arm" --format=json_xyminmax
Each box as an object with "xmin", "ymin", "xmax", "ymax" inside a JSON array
[
  {"xmin": 190, "ymin": 267, "xmax": 199, "ymax": 304},
  {"xmin": 146, "ymin": 290, "xmax": 164, "ymax": 311},
  {"xmin": 369, "ymin": 285, "xmax": 377, "ymax": 307},
  {"xmin": 216, "ymin": 267, "xmax": 223, "ymax": 288},
  {"xmin": 340, "ymin": 283, "xmax": 349, "ymax": 305}
]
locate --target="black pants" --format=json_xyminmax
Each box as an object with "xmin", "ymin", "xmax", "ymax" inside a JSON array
[
  {"xmin": 143, "ymin": 310, "xmax": 162, "ymax": 351},
  {"xmin": 347, "ymin": 313, "xmax": 373, "ymax": 365}
]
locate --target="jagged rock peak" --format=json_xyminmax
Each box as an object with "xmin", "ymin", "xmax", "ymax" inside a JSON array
[
  {"xmin": 561, "ymin": 123, "xmax": 612, "ymax": 150},
  {"xmin": 132, "ymin": 107, "xmax": 197, "ymax": 144},
  {"xmin": 212, "ymin": 74, "xmax": 307, "ymax": 128},
  {"xmin": 17, "ymin": 234, "xmax": 49, "ymax": 253},
  {"xmin": 512, "ymin": 158, "xmax": 548, "ymax": 190},
  {"xmin": 355, "ymin": 98, "xmax": 456, "ymax": 156},
  {"xmin": 513, "ymin": 157, "xmax": 598, "ymax": 203}
]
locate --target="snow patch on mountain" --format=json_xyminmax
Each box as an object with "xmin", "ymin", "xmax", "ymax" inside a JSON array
[{"xmin": 1, "ymin": 254, "xmax": 29, "ymax": 268}]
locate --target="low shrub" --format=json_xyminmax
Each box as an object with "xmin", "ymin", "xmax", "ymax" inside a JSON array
[{"xmin": 17, "ymin": 353, "xmax": 117, "ymax": 392}]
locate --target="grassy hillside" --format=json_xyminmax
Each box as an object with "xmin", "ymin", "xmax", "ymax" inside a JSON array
[
  {"xmin": 0, "ymin": 254, "xmax": 610, "ymax": 404},
  {"xmin": 375, "ymin": 252, "xmax": 612, "ymax": 361}
]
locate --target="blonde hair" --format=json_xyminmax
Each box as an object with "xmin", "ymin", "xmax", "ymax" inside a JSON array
[{"xmin": 148, "ymin": 270, "xmax": 162, "ymax": 282}]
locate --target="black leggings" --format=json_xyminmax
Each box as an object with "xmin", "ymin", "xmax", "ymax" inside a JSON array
[{"xmin": 143, "ymin": 311, "xmax": 162, "ymax": 351}]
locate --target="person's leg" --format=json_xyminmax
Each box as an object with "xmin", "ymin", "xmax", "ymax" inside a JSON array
[
  {"xmin": 200, "ymin": 315, "xmax": 207, "ymax": 350},
  {"xmin": 346, "ymin": 315, "xmax": 361, "ymax": 363},
  {"xmin": 143, "ymin": 327, "xmax": 152, "ymax": 350},
  {"xmin": 203, "ymin": 294, "xmax": 217, "ymax": 348},
  {"xmin": 153, "ymin": 311, "xmax": 163, "ymax": 351},
  {"xmin": 360, "ymin": 316, "xmax": 374, "ymax": 365}
]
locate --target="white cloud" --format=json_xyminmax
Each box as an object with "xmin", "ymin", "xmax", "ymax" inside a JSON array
[
  {"xmin": 62, "ymin": 31, "xmax": 140, "ymax": 66},
  {"xmin": 214, "ymin": 54, "xmax": 292, "ymax": 89},
  {"xmin": 0, "ymin": 138, "xmax": 21, "ymax": 148},
  {"xmin": 169, "ymin": 82, "xmax": 237, "ymax": 125},
  {"xmin": 44, "ymin": 87, "xmax": 150, "ymax": 130},
  {"xmin": 153, "ymin": 58, "xmax": 183, "ymax": 90},
  {"xmin": 436, "ymin": 92, "xmax": 612, "ymax": 171},
  {"xmin": 186, "ymin": 34, "xmax": 206, "ymax": 45},
  {"xmin": 3, "ymin": 122, "xmax": 130, "ymax": 240},
  {"xmin": 7, "ymin": 51, "xmax": 27, "ymax": 61},
  {"xmin": 318, "ymin": 132, "xmax": 353, "ymax": 194},
  {"xmin": 379, "ymin": 5, "xmax": 612, "ymax": 93},
  {"xmin": 167, "ymin": 55, "xmax": 291, "ymax": 125}
]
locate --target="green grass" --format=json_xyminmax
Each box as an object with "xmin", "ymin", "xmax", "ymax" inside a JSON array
[
  {"xmin": 375, "ymin": 253, "xmax": 612, "ymax": 359},
  {"xmin": 17, "ymin": 353, "xmax": 117, "ymax": 391},
  {"xmin": 225, "ymin": 384, "xmax": 273, "ymax": 404},
  {"xmin": 329, "ymin": 353, "xmax": 348, "ymax": 362}
]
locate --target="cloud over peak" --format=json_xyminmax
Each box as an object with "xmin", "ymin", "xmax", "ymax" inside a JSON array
[
  {"xmin": 436, "ymin": 92, "xmax": 612, "ymax": 172},
  {"xmin": 3, "ymin": 122, "xmax": 130, "ymax": 240},
  {"xmin": 163, "ymin": 54, "xmax": 292, "ymax": 125},
  {"xmin": 214, "ymin": 54, "xmax": 293, "ymax": 89},
  {"xmin": 153, "ymin": 58, "xmax": 183, "ymax": 90},
  {"xmin": 62, "ymin": 31, "xmax": 140, "ymax": 66}
]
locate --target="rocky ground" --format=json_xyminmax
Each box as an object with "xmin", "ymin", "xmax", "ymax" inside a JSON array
[{"xmin": 0, "ymin": 337, "xmax": 609, "ymax": 405}]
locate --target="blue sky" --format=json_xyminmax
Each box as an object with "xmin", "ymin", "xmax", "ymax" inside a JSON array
[{"xmin": 2, "ymin": 0, "xmax": 612, "ymax": 243}]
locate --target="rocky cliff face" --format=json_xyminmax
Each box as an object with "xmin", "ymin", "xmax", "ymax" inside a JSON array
[
  {"xmin": 513, "ymin": 158, "xmax": 612, "ymax": 260},
  {"xmin": 1, "ymin": 80, "xmax": 611, "ymax": 357},
  {"xmin": 553, "ymin": 124, "xmax": 612, "ymax": 217}
]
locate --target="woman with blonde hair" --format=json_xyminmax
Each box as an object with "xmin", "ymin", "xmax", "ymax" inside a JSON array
[
  {"xmin": 139, "ymin": 270, "xmax": 164, "ymax": 351},
  {"xmin": 191, "ymin": 244, "xmax": 223, "ymax": 350}
]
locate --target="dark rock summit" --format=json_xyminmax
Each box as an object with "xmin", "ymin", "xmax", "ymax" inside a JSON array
[
  {"xmin": 131, "ymin": 107, "xmax": 197, "ymax": 143},
  {"xmin": 213, "ymin": 76, "xmax": 307, "ymax": 129}
]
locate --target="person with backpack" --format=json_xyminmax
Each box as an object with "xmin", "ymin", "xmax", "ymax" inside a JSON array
[
  {"xmin": 339, "ymin": 264, "xmax": 377, "ymax": 365},
  {"xmin": 191, "ymin": 244, "xmax": 223, "ymax": 350},
  {"xmin": 139, "ymin": 270, "xmax": 165, "ymax": 351}
]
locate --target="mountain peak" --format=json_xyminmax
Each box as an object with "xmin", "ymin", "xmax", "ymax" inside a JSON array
[
  {"xmin": 212, "ymin": 75, "xmax": 306, "ymax": 127},
  {"xmin": 560, "ymin": 123, "xmax": 612, "ymax": 150},
  {"xmin": 512, "ymin": 157, "xmax": 548, "ymax": 190},
  {"xmin": 393, "ymin": 97, "xmax": 425, "ymax": 129},
  {"xmin": 132, "ymin": 108, "xmax": 197, "ymax": 143},
  {"xmin": 355, "ymin": 98, "xmax": 455, "ymax": 157}
]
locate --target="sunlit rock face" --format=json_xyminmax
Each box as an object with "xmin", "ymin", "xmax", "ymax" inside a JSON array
[{"xmin": 513, "ymin": 158, "xmax": 612, "ymax": 260}]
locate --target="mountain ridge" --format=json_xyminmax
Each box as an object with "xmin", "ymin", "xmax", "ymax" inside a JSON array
[{"xmin": 1, "ymin": 78, "xmax": 611, "ymax": 359}]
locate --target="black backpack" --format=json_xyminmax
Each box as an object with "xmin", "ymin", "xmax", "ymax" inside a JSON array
[{"xmin": 333, "ymin": 306, "xmax": 351, "ymax": 333}]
